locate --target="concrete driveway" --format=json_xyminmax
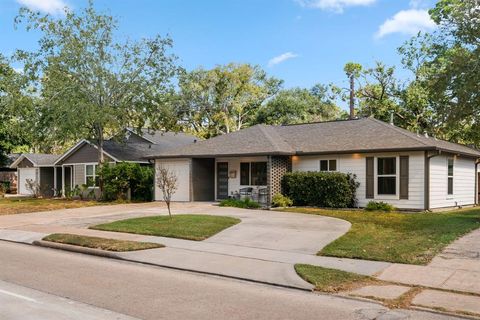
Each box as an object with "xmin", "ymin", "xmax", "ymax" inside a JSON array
[{"xmin": 0, "ymin": 202, "xmax": 390, "ymax": 289}]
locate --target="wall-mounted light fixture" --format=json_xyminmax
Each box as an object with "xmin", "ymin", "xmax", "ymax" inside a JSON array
[{"xmin": 229, "ymin": 170, "xmax": 237, "ymax": 178}]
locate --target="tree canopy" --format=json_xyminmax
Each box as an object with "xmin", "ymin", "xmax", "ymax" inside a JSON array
[
  {"xmin": 14, "ymin": 1, "xmax": 180, "ymax": 163},
  {"xmin": 176, "ymin": 63, "xmax": 282, "ymax": 138}
]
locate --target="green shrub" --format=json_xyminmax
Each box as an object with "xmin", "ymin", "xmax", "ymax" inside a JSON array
[
  {"xmin": 282, "ymin": 172, "xmax": 359, "ymax": 208},
  {"xmin": 99, "ymin": 162, "xmax": 154, "ymax": 201},
  {"xmin": 219, "ymin": 197, "xmax": 261, "ymax": 209},
  {"xmin": 272, "ymin": 193, "xmax": 293, "ymax": 207},
  {"xmin": 364, "ymin": 201, "xmax": 396, "ymax": 212}
]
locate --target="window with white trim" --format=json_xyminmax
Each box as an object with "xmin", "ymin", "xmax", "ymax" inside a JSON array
[
  {"xmin": 377, "ymin": 157, "xmax": 396, "ymax": 195},
  {"xmin": 447, "ymin": 158, "xmax": 454, "ymax": 195},
  {"xmin": 320, "ymin": 159, "xmax": 337, "ymax": 172},
  {"xmin": 85, "ymin": 164, "xmax": 99, "ymax": 187}
]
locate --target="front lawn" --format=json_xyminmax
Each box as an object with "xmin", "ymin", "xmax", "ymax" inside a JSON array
[
  {"xmin": 0, "ymin": 197, "xmax": 103, "ymax": 215},
  {"xmin": 91, "ymin": 214, "xmax": 241, "ymax": 241},
  {"xmin": 295, "ymin": 264, "xmax": 376, "ymax": 292},
  {"xmin": 43, "ymin": 233, "xmax": 163, "ymax": 251},
  {"xmin": 279, "ymin": 207, "xmax": 480, "ymax": 265}
]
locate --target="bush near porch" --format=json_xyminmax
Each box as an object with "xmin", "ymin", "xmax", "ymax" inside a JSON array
[
  {"xmin": 99, "ymin": 162, "xmax": 154, "ymax": 201},
  {"xmin": 282, "ymin": 172, "xmax": 359, "ymax": 208}
]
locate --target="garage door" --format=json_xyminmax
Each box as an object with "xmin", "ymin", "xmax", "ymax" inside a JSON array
[
  {"xmin": 18, "ymin": 168, "xmax": 37, "ymax": 195},
  {"xmin": 155, "ymin": 159, "xmax": 190, "ymax": 202}
]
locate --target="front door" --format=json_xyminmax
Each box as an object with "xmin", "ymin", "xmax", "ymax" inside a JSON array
[{"xmin": 216, "ymin": 162, "xmax": 229, "ymax": 200}]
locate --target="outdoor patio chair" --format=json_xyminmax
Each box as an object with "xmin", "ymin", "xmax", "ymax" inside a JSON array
[
  {"xmin": 239, "ymin": 187, "xmax": 253, "ymax": 199},
  {"xmin": 257, "ymin": 187, "xmax": 268, "ymax": 205}
]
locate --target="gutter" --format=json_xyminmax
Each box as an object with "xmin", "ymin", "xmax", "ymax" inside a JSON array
[{"xmin": 424, "ymin": 150, "xmax": 441, "ymax": 211}]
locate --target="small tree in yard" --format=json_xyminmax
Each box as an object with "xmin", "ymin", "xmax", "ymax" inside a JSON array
[{"xmin": 156, "ymin": 167, "xmax": 178, "ymax": 219}]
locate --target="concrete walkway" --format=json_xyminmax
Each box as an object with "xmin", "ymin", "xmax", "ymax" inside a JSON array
[
  {"xmin": 1, "ymin": 202, "xmax": 479, "ymax": 297},
  {"xmin": 377, "ymin": 227, "xmax": 480, "ymax": 295},
  {"xmin": 0, "ymin": 202, "xmax": 391, "ymax": 290}
]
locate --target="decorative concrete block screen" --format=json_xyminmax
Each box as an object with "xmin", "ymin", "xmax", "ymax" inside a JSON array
[{"xmin": 267, "ymin": 156, "xmax": 292, "ymax": 205}]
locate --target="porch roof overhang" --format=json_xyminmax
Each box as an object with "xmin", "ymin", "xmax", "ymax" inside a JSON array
[
  {"xmin": 145, "ymin": 151, "xmax": 294, "ymax": 160},
  {"xmin": 147, "ymin": 146, "xmax": 480, "ymax": 161}
]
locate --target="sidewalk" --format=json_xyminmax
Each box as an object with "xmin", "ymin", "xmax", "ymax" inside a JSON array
[{"xmin": 1, "ymin": 203, "xmax": 479, "ymax": 318}]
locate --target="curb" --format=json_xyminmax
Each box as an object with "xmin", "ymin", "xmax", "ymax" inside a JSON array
[
  {"xmin": 32, "ymin": 240, "xmax": 313, "ymax": 292},
  {"xmin": 33, "ymin": 240, "xmax": 120, "ymax": 259},
  {"xmin": 18, "ymin": 239, "xmax": 480, "ymax": 319}
]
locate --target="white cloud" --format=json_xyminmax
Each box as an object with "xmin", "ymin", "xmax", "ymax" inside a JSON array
[
  {"xmin": 295, "ymin": 0, "xmax": 376, "ymax": 13},
  {"xmin": 268, "ymin": 52, "xmax": 299, "ymax": 67},
  {"xmin": 375, "ymin": 9, "xmax": 436, "ymax": 38},
  {"xmin": 16, "ymin": 0, "xmax": 67, "ymax": 15}
]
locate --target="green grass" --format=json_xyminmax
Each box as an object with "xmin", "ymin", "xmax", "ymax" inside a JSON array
[
  {"xmin": 90, "ymin": 214, "xmax": 241, "ymax": 241},
  {"xmin": 295, "ymin": 264, "xmax": 375, "ymax": 292},
  {"xmin": 0, "ymin": 198, "xmax": 103, "ymax": 215},
  {"xmin": 43, "ymin": 233, "xmax": 163, "ymax": 251},
  {"xmin": 279, "ymin": 207, "xmax": 480, "ymax": 265}
]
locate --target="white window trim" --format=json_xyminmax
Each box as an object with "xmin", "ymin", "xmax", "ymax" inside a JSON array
[
  {"xmin": 374, "ymin": 156, "xmax": 399, "ymax": 200},
  {"xmin": 85, "ymin": 163, "xmax": 99, "ymax": 189},
  {"xmin": 447, "ymin": 157, "xmax": 454, "ymax": 199},
  {"xmin": 319, "ymin": 159, "xmax": 338, "ymax": 172}
]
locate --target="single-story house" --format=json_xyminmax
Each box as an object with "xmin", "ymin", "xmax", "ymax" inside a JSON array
[
  {"xmin": 148, "ymin": 117, "xmax": 480, "ymax": 210},
  {"xmin": 10, "ymin": 153, "xmax": 61, "ymax": 196},
  {"xmin": 0, "ymin": 154, "xmax": 21, "ymax": 193},
  {"xmin": 11, "ymin": 128, "xmax": 198, "ymax": 197}
]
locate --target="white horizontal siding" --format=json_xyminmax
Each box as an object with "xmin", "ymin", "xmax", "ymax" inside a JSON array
[
  {"xmin": 430, "ymin": 155, "xmax": 475, "ymax": 208},
  {"xmin": 292, "ymin": 152, "xmax": 425, "ymax": 210}
]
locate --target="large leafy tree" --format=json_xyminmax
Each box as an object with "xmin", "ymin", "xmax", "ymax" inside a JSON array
[
  {"xmin": 176, "ymin": 63, "xmax": 282, "ymax": 138},
  {"xmin": 255, "ymin": 84, "xmax": 341, "ymax": 125},
  {"xmin": 399, "ymin": 0, "xmax": 480, "ymax": 145},
  {"xmin": 0, "ymin": 54, "xmax": 34, "ymax": 166},
  {"xmin": 14, "ymin": 1, "xmax": 180, "ymax": 167}
]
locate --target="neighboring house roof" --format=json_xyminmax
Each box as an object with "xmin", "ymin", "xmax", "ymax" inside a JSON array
[
  {"xmin": 148, "ymin": 118, "xmax": 480, "ymax": 159},
  {"xmin": 10, "ymin": 153, "xmax": 61, "ymax": 168},
  {"xmin": 126, "ymin": 128, "xmax": 199, "ymax": 145},
  {"xmin": 55, "ymin": 129, "xmax": 199, "ymax": 165}
]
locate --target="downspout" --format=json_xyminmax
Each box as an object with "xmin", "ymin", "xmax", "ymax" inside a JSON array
[
  {"xmin": 424, "ymin": 150, "xmax": 441, "ymax": 211},
  {"xmin": 475, "ymin": 159, "xmax": 480, "ymax": 206}
]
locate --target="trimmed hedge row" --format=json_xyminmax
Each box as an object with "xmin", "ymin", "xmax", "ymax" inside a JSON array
[{"xmin": 282, "ymin": 171, "xmax": 359, "ymax": 208}]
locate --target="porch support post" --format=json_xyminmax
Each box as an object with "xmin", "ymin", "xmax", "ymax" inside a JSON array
[
  {"xmin": 53, "ymin": 167, "xmax": 57, "ymax": 196},
  {"xmin": 267, "ymin": 156, "xmax": 272, "ymax": 208},
  {"xmin": 61, "ymin": 165, "xmax": 65, "ymax": 198}
]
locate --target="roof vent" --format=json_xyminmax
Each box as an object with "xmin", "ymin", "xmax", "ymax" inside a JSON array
[
  {"xmin": 193, "ymin": 139, "xmax": 197, "ymax": 143},
  {"xmin": 389, "ymin": 111, "xmax": 394, "ymax": 125},
  {"xmin": 424, "ymin": 132, "xmax": 429, "ymax": 138}
]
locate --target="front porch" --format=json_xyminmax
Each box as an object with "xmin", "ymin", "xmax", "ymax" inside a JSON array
[{"xmin": 189, "ymin": 156, "xmax": 292, "ymax": 206}]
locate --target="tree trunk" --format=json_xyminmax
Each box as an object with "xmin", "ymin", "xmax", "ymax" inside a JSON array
[
  {"xmin": 95, "ymin": 124, "xmax": 105, "ymax": 199},
  {"xmin": 167, "ymin": 201, "xmax": 172, "ymax": 219},
  {"xmin": 349, "ymin": 74, "xmax": 355, "ymax": 119}
]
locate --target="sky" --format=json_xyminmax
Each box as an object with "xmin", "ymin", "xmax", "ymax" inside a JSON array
[{"xmin": 0, "ymin": 0, "xmax": 437, "ymax": 91}]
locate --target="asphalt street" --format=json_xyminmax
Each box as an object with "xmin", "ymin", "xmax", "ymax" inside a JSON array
[{"xmin": 0, "ymin": 241, "xmax": 461, "ymax": 320}]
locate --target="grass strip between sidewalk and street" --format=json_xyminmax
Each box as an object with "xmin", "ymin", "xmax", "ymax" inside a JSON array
[
  {"xmin": 43, "ymin": 233, "xmax": 164, "ymax": 252},
  {"xmin": 295, "ymin": 264, "xmax": 378, "ymax": 293},
  {"xmin": 90, "ymin": 214, "xmax": 241, "ymax": 241},
  {"xmin": 280, "ymin": 207, "xmax": 480, "ymax": 265}
]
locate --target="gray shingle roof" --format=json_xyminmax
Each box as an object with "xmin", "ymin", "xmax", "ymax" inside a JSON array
[
  {"xmin": 138, "ymin": 129, "xmax": 199, "ymax": 145},
  {"xmin": 24, "ymin": 153, "xmax": 61, "ymax": 166},
  {"xmin": 148, "ymin": 118, "xmax": 480, "ymax": 158}
]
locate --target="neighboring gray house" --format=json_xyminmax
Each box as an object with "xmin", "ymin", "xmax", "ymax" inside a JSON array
[
  {"xmin": 10, "ymin": 153, "xmax": 61, "ymax": 196},
  {"xmin": 12, "ymin": 128, "xmax": 198, "ymax": 197},
  {"xmin": 149, "ymin": 118, "xmax": 480, "ymax": 210}
]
